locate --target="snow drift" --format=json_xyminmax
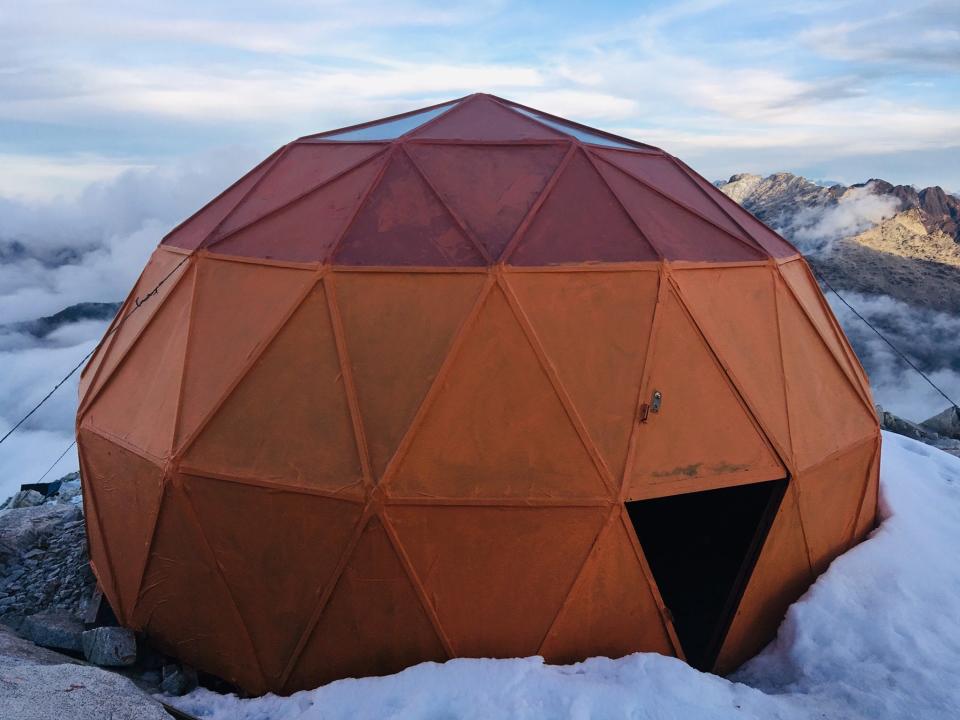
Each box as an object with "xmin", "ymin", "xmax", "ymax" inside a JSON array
[{"xmin": 171, "ymin": 430, "xmax": 960, "ymax": 720}]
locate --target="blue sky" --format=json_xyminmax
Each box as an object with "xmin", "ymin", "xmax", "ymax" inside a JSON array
[{"xmin": 2, "ymin": 0, "xmax": 959, "ymax": 199}]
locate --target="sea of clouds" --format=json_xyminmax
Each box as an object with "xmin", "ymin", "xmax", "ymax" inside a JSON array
[{"xmin": 0, "ymin": 148, "xmax": 259, "ymax": 499}]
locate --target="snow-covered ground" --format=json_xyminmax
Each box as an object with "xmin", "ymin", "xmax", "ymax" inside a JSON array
[{"xmin": 170, "ymin": 431, "xmax": 960, "ymax": 720}]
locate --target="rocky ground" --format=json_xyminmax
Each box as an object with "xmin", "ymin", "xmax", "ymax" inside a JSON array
[{"xmin": 0, "ymin": 477, "xmax": 201, "ymax": 719}]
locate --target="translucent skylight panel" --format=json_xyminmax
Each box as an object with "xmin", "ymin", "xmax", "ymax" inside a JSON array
[
  {"xmin": 509, "ymin": 107, "xmax": 638, "ymax": 149},
  {"xmin": 322, "ymin": 102, "xmax": 459, "ymax": 141}
]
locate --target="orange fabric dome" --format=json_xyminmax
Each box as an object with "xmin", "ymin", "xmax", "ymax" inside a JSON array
[{"xmin": 76, "ymin": 94, "xmax": 880, "ymax": 694}]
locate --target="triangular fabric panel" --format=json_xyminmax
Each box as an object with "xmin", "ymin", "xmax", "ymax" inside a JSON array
[
  {"xmin": 208, "ymin": 155, "xmax": 386, "ymax": 262},
  {"xmin": 335, "ymin": 149, "xmax": 485, "ymax": 266},
  {"xmin": 284, "ymin": 516, "xmax": 447, "ymax": 692},
  {"xmin": 411, "ymin": 95, "xmax": 566, "ymax": 141},
  {"xmin": 776, "ymin": 278, "xmax": 878, "ymax": 471},
  {"xmin": 83, "ymin": 264, "xmax": 194, "ymax": 460},
  {"xmin": 508, "ymin": 271, "xmax": 659, "ymax": 483},
  {"xmin": 540, "ymin": 512, "xmax": 674, "ymax": 663},
  {"xmin": 78, "ymin": 429, "xmax": 164, "ymax": 621},
  {"xmin": 334, "ymin": 271, "xmax": 486, "ymax": 479},
  {"xmin": 795, "ymin": 438, "xmax": 877, "ymax": 575},
  {"xmin": 387, "ymin": 505, "xmax": 608, "ymax": 657},
  {"xmin": 175, "ymin": 257, "xmax": 316, "ymax": 448},
  {"xmin": 854, "ymin": 441, "xmax": 881, "ymax": 540},
  {"xmin": 80, "ymin": 248, "xmax": 189, "ymax": 409},
  {"xmin": 626, "ymin": 288, "xmax": 785, "ymax": 495},
  {"xmin": 390, "ymin": 286, "xmax": 608, "ymax": 499},
  {"xmin": 214, "ymin": 143, "xmax": 386, "ymax": 237},
  {"xmin": 596, "ymin": 160, "xmax": 765, "ymax": 262},
  {"xmin": 163, "ymin": 152, "xmax": 277, "ymax": 251},
  {"xmin": 676, "ymin": 161, "xmax": 798, "ymax": 258},
  {"xmin": 672, "ymin": 267, "xmax": 792, "ymax": 460},
  {"xmin": 509, "ymin": 149, "xmax": 658, "ymax": 264},
  {"xmin": 408, "ymin": 143, "xmax": 567, "ymax": 260},
  {"xmin": 77, "ymin": 447, "xmax": 116, "ymax": 614},
  {"xmin": 133, "ymin": 484, "xmax": 266, "ymax": 694},
  {"xmin": 183, "ymin": 474, "xmax": 364, "ymax": 683},
  {"xmin": 183, "ymin": 281, "xmax": 364, "ymax": 497},
  {"xmin": 592, "ymin": 149, "xmax": 750, "ymax": 241},
  {"xmin": 713, "ymin": 483, "xmax": 812, "ymax": 674},
  {"xmin": 779, "ymin": 259, "xmax": 872, "ymax": 396}
]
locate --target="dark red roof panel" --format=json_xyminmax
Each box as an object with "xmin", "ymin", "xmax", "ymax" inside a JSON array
[
  {"xmin": 207, "ymin": 154, "xmax": 387, "ymax": 262},
  {"xmin": 334, "ymin": 149, "xmax": 486, "ymax": 266},
  {"xmin": 163, "ymin": 150, "xmax": 278, "ymax": 251},
  {"xmin": 408, "ymin": 142, "xmax": 568, "ymax": 261},
  {"xmin": 593, "ymin": 149, "xmax": 751, "ymax": 242},
  {"xmin": 411, "ymin": 95, "xmax": 567, "ymax": 142},
  {"xmin": 212, "ymin": 143, "xmax": 386, "ymax": 239},
  {"xmin": 508, "ymin": 149, "xmax": 658, "ymax": 265},
  {"xmin": 597, "ymin": 162, "xmax": 765, "ymax": 262}
]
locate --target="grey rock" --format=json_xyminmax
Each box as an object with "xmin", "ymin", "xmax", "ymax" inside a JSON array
[
  {"xmin": 23, "ymin": 610, "xmax": 85, "ymax": 652},
  {"xmin": 81, "ymin": 626, "xmax": 137, "ymax": 666},
  {"xmin": 9, "ymin": 489, "xmax": 45, "ymax": 509},
  {"xmin": 0, "ymin": 624, "xmax": 168, "ymax": 720},
  {"xmin": 922, "ymin": 405, "xmax": 960, "ymax": 440},
  {"xmin": 160, "ymin": 662, "xmax": 199, "ymax": 696}
]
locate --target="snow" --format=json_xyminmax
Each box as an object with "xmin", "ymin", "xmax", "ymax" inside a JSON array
[{"xmin": 171, "ymin": 431, "xmax": 960, "ymax": 720}]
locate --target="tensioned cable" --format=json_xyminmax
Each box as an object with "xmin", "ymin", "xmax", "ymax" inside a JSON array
[
  {"xmin": 36, "ymin": 439, "xmax": 77, "ymax": 484},
  {"xmin": 0, "ymin": 253, "xmax": 190, "ymax": 447},
  {"xmin": 813, "ymin": 268, "xmax": 960, "ymax": 411}
]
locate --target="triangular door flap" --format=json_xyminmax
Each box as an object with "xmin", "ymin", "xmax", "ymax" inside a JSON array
[
  {"xmin": 795, "ymin": 439, "xmax": 876, "ymax": 575},
  {"xmin": 596, "ymin": 160, "xmax": 765, "ymax": 262},
  {"xmin": 626, "ymin": 289, "xmax": 785, "ymax": 494},
  {"xmin": 175, "ymin": 257, "xmax": 316, "ymax": 448},
  {"xmin": 713, "ymin": 483, "xmax": 812, "ymax": 674},
  {"xmin": 163, "ymin": 151, "xmax": 278, "ymax": 251},
  {"xmin": 182, "ymin": 282, "xmax": 364, "ymax": 497},
  {"xmin": 411, "ymin": 95, "xmax": 567, "ymax": 141},
  {"xmin": 407, "ymin": 143, "xmax": 567, "ymax": 260},
  {"xmin": 133, "ymin": 484, "xmax": 266, "ymax": 694},
  {"xmin": 208, "ymin": 155, "xmax": 386, "ymax": 262},
  {"xmin": 334, "ymin": 149, "xmax": 485, "ymax": 266},
  {"xmin": 671, "ymin": 266, "xmax": 791, "ymax": 460},
  {"xmin": 83, "ymin": 264, "xmax": 194, "ymax": 460},
  {"xmin": 213, "ymin": 143, "xmax": 386, "ymax": 237},
  {"xmin": 508, "ymin": 271, "xmax": 659, "ymax": 483},
  {"xmin": 591, "ymin": 149, "xmax": 749, "ymax": 242},
  {"xmin": 540, "ymin": 512, "xmax": 674, "ymax": 663},
  {"xmin": 509, "ymin": 149, "xmax": 658, "ymax": 265},
  {"xmin": 334, "ymin": 271, "xmax": 487, "ymax": 479},
  {"xmin": 389, "ymin": 285, "xmax": 609, "ymax": 499},
  {"xmin": 387, "ymin": 505, "xmax": 608, "ymax": 658},
  {"xmin": 284, "ymin": 516, "xmax": 447, "ymax": 692},
  {"xmin": 78, "ymin": 428, "xmax": 165, "ymax": 622},
  {"xmin": 625, "ymin": 478, "xmax": 787, "ymax": 670},
  {"xmin": 183, "ymin": 474, "xmax": 364, "ymax": 682}
]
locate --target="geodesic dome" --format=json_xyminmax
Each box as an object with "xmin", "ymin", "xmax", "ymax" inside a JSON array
[{"xmin": 76, "ymin": 94, "xmax": 880, "ymax": 695}]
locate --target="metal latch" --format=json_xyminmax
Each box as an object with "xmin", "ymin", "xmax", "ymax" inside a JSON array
[{"xmin": 639, "ymin": 390, "xmax": 662, "ymax": 423}]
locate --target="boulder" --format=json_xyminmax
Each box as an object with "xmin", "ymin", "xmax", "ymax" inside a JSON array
[
  {"xmin": 8, "ymin": 490, "xmax": 45, "ymax": 509},
  {"xmin": 160, "ymin": 662, "xmax": 199, "ymax": 696},
  {"xmin": 22, "ymin": 611, "xmax": 84, "ymax": 652},
  {"xmin": 81, "ymin": 626, "xmax": 137, "ymax": 667}
]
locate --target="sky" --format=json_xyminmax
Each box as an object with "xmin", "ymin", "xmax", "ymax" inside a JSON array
[{"xmin": 2, "ymin": 0, "xmax": 959, "ymax": 201}]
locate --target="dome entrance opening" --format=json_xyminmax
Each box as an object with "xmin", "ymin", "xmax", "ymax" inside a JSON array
[{"xmin": 626, "ymin": 478, "xmax": 787, "ymax": 670}]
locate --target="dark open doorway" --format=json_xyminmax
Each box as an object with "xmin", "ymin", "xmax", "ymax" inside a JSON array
[{"xmin": 625, "ymin": 478, "xmax": 787, "ymax": 671}]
